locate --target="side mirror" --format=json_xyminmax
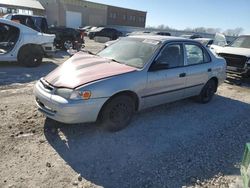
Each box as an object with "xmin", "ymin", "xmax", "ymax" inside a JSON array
[{"xmin": 149, "ymin": 62, "xmax": 169, "ymax": 71}]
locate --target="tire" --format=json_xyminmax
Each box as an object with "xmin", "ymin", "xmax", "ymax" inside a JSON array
[
  {"xmin": 110, "ymin": 34, "xmax": 117, "ymax": 40},
  {"xmin": 101, "ymin": 95, "xmax": 135, "ymax": 132},
  {"xmin": 63, "ymin": 39, "xmax": 73, "ymax": 50},
  {"xmin": 196, "ymin": 79, "xmax": 217, "ymax": 104},
  {"xmin": 242, "ymin": 70, "xmax": 250, "ymax": 78},
  {"xmin": 18, "ymin": 45, "xmax": 43, "ymax": 67}
]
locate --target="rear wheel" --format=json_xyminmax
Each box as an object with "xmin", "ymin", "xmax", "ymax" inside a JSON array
[
  {"xmin": 196, "ymin": 79, "xmax": 217, "ymax": 103},
  {"xmin": 18, "ymin": 45, "xmax": 43, "ymax": 67},
  {"xmin": 101, "ymin": 95, "xmax": 135, "ymax": 132}
]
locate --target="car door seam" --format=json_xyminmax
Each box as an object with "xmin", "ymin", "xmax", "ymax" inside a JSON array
[{"xmin": 141, "ymin": 83, "xmax": 204, "ymax": 98}]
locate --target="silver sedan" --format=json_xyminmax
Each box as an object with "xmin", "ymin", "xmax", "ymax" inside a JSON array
[{"xmin": 34, "ymin": 35, "xmax": 226, "ymax": 131}]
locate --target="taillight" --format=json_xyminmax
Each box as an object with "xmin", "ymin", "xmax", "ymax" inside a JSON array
[{"xmin": 80, "ymin": 31, "xmax": 84, "ymax": 39}]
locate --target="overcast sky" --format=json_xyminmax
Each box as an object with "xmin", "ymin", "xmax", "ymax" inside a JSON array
[{"xmin": 89, "ymin": 0, "xmax": 250, "ymax": 34}]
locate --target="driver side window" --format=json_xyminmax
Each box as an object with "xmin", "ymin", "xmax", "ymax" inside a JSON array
[{"xmin": 156, "ymin": 44, "xmax": 184, "ymax": 68}]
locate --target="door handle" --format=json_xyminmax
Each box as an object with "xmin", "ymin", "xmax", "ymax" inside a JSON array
[
  {"xmin": 208, "ymin": 68, "xmax": 212, "ymax": 72},
  {"xmin": 179, "ymin": 73, "xmax": 186, "ymax": 77}
]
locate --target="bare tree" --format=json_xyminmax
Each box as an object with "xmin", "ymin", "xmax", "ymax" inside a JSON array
[
  {"xmin": 224, "ymin": 27, "xmax": 244, "ymax": 36},
  {"xmin": 146, "ymin": 25, "xmax": 243, "ymax": 36}
]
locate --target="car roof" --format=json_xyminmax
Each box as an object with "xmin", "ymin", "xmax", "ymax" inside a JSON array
[
  {"xmin": 128, "ymin": 35, "xmax": 195, "ymax": 42},
  {"xmin": 5, "ymin": 13, "xmax": 46, "ymax": 18}
]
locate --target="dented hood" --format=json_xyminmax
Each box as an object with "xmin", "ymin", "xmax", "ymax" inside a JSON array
[
  {"xmin": 217, "ymin": 46, "xmax": 250, "ymax": 57},
  {"xmin": 44, "ymin": 52, "xmax": 137, "ymax": 88}
]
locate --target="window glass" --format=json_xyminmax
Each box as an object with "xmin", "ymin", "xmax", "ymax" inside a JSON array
[
  {"xmin": 0, "ymin": 23, "xmax": 20, "ymax": 54},
  {"xmin": 98, "ymin": 38, "xmax": 160, "ymax": 68},
  {"xmin": 156, "ymin": 44, "xmax": 184, "ymax": 68},
  {"xmin": 185, "ymin": 44, "xmax": 208, "ymax": 65},
  {"xmin": 230, "ymin": 36, "xmax": 250, "ymax": 49}
]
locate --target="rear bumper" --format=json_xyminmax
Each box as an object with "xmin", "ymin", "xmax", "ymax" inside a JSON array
[
  {"xmin": 34, "ymin": 80, "xmax": 107, "ymax": 124},
  {"xmin": 42, "ymin": 43, "xmax": 56, "ymax": 55}
]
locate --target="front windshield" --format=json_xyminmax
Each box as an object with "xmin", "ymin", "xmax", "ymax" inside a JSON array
[
  {"xmin": 97, "ymin": 37, "xmax": 161, "ymax": 68},
  {"xmin": 230, "ymin": 36, "xmax": 250, "ymax": 49}
]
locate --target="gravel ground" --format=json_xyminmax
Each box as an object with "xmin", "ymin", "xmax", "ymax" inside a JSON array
[{"xmin": 0, "ymin": 39, "xmax": 250, "ymax": 188}]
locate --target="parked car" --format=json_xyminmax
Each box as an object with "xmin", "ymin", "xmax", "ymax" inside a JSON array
[
  {"xmin": 3, "ymin": 13, "xmax": 48, "ymax": 33},
  {"xmin": 34, "ymin": 35, "xmax": 226, "ymax": 131},
  {"xmin": 0, "ymin": 18, "xmax": 55, "ymax": 67},
  {"xmin": 4, "ymin": 14, "xmax": 84, "ymax": 50},
  {"xmin": 195, "ymin": 34, "xmax": 228, "ymax": 49},
  {"xmin": 153, "ymin": 31, "xmax": 171, "ymax": 36},
  {"xmin": 47, "ymin": 26, "xmax": 84, "ymax": 50},
  {"xmin": 127, "ymin": 31, "xmax": 171, "ymax": 36},
  {"xmin": 181, "ymin": 34, "xmax": 203, "ymax": 39},
  {"xmin": 195, "ymin": 38, "xmax": 214, "ymax": 47},
  {"xmin": 78, "ymin": 25, "xmax": 92, "ymax": 36},
  {"xmin": 88, "ymin": 27, "xmax": 122, "ymax": 40},
  {"xmin": 212, "ymin": 35, "xmax": 250, "ymax": 77}
]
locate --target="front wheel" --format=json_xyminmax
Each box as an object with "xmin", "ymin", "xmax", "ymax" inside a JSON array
[
  {"xmin": 101, "ymin": 95, "xmax": 135, "ymax": 132},
  {"xmin": 196, "ymin": 79, "xmax": 217, "ymax": 103}
]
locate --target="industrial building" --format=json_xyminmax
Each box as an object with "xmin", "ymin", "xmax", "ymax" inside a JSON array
[
  {"xmin": 0, "ymin": 0, "xmax": 147, "ymax": 28},
  {"xmin": 39, "ymin": 0, "xmax": 147, "ymax": 28},
  {"xmin": 0, "ymin": 0, "xmax": 45, "ymax": 16}
]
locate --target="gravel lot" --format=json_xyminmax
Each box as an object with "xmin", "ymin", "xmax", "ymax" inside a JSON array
[{"xmin": 0, "ymin": 39, "xmax": 250, "ymax": 188}]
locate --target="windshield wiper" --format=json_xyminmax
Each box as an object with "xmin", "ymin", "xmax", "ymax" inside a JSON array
[{"xmin": 109, "ymin": 58, "xmax": 123, "ymax": 64}]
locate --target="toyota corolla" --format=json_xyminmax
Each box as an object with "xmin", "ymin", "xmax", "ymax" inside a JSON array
[{"xmin": 34, "ymin": 35, "xmax": 226, "ymax": 131}]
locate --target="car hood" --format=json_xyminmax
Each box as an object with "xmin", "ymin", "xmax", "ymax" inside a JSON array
[
  {"xmin": 44, "ymin": 52, "xmax": 137, "ymax": 88},
  {"xmin": 217, "ymin": 46, "xmax": 250, "ymax": 57}
]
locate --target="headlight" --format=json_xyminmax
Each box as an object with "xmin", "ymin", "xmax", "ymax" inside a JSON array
[
  {"xmin": 55, "ymin": 88, "xmax": 73, "ymax": 99},
  {"xmin": 55, "ymin": 88, "xmax": 91, "ymax": 100}
]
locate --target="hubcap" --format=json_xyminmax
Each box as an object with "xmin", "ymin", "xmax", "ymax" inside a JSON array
[
  {"xmin": 64, "ymin": 40, "xmax": 73, "ymax": 49},
  {"xmin": 109, "ymin": 103, "xmax": 130, "ymax": 124}
]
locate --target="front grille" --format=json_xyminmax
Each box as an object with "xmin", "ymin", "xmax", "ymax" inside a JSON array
[
  {"xmin": 219, "ymin": 53, "xmax": 247, "ymax": 69},
  {"xmin": 36, "ymin": 98, "xmax": 56, "ymax": 114}
]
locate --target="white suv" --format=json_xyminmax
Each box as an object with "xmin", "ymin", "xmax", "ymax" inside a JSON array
[{"xmin": 0, "ymin": 18, "xmax": 55, "ymax": 67}]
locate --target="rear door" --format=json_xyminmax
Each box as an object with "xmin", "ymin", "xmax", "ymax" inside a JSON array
[
  {"xmin": 143, "ymin": 42, "xmax": 187, "ymax": 108},
  {"xmin": 184, "ymin": 43, "xmax": 212, "ymax": 97}
]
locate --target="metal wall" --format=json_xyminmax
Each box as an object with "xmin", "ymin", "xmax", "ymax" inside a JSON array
[
  {"xmin": 39, "ymin": 0, "xmax": 147, "ymax": 28},
  {"xmin": 39, "ymin": 0, "xmax": 107, "ymax": 27}
]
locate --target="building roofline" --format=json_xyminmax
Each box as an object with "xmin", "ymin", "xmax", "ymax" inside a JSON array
[
  {"xmin": 0, "ymin": 0, "xmax": 44, "ymax": 10},
  {"xmin": 84, "ymin": 0, "xmax": 147, "ymax": 13}
]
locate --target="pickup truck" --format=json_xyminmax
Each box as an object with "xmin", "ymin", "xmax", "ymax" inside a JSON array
[{"xmin": 211, "ymin": 35, "xmax": 250, "ymax": 77}]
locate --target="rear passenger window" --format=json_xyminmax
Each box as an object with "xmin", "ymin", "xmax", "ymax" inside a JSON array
[{"xmin": 185, "ymin": 44, "xmax": 210, "ymax": 65}]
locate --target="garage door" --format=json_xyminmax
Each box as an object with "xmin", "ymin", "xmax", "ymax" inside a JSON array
[{"xmin": 66, "ymin": 11, "xmax": 82, "ymax": 28}]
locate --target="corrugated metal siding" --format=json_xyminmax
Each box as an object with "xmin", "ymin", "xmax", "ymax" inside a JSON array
[{"xmin": 0, "ymin": 0, "xmax": 44, "ymax": 10}]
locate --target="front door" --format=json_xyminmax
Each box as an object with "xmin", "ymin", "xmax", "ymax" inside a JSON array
[
  {"xmin": 142, "ymin": 43, "xmax": 187, "ymax": 109},
  {"xmin": 0, "ymin": 22, "xmax": 20, "ymax": 61}
]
